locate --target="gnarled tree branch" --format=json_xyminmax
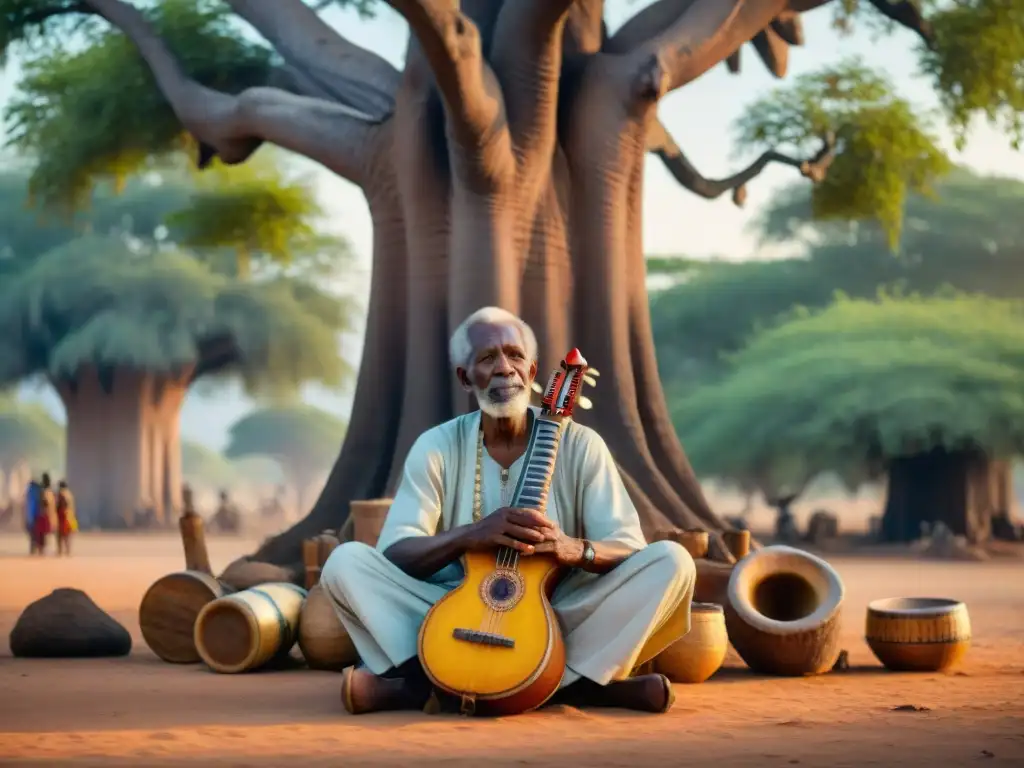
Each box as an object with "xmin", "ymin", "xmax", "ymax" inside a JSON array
[
  {"xmin": 71, "ymin": 0, "xmax": 378, "ymax": 186},
  {"xmin": 491, "ymin": 0, "xmax": 574, "ymax": 187},
  {"xmin": 224, "ymin": 0, "xmax": 400, "ymax": 120},
  {"xmin": 648, "ymin": 118, "xmax": 836, "ymax": 206},
  {"xmin": 750, "ymin": 24, "xmax": 789, "ymax": 77},
  {"xmin": 564, "ymin": 0, "xmax": 606, "ymax": 55},
  {"xmin": 628, "ymin": 0, "xmax": 790, "ymax": 97},
  {"xmin": 384, "ymin": 0, "xmax": 506, "ymax": 158},
  {"xmin": 867, "ymin": 0, "xmax": 935, "ymax": 48}
]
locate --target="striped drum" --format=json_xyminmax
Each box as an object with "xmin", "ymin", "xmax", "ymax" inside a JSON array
[{"xmin": 194, "ymin": 582, "xmax": 307, "ymax": 674}]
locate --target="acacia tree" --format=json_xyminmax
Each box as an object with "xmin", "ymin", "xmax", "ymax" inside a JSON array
[
  {"xmin": 0, "ymin": 234, "xmax": 353, "ymax": 528},
  {"xmin": 674, "ymin": 294, "xmax": 1024, "ymax": 543},
  {"xmin": 224, "ymin": 404, "xmax": 348, "ymax": 511},
  {"xmin": 650, "ymin": 169, "xmax": 1024, "ymax": 382},
  {"xmin": 2, "ymin": 0, "xmax": 1020, "ymax": 563}
]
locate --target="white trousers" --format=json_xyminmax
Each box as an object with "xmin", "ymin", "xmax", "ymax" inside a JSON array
[{"xmin": 320, "ymin": 540, "xmax": 695, "ymax": 688}]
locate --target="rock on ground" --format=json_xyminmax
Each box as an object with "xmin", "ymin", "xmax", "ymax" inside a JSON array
[{"xmin": 9, "ymin": 587, "xmax": 132, "ymax": 658}]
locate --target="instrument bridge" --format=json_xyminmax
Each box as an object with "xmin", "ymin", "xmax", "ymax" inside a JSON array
[{"xmin": 452, "ymin": 628, "xmax": 516, "ymax": 648}]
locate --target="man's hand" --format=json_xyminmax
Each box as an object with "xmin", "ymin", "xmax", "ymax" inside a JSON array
[
  {"xmin": 463, "ymin": 507, "xmax": 558, "ymax": 554},
  {"xmin": 530, "ymin": 526, "xmax": 585, "ymax": 568}
]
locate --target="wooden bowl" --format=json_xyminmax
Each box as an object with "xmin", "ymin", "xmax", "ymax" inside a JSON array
[
  {"xmin": 653, "ymin": 602, "xmax": 727, "ymax": 684},
  {"xmin": 725, "ymin": 545, "xmax": 845, "ymax": 676},
  {"xmin": 865, "ymin": 597, "xmax": 971, "ymax": 672}
]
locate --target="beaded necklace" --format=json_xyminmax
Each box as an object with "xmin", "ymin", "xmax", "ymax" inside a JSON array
[{"xmin": 472, "ymin": 425, "xmax": 513, "ymax": 523}]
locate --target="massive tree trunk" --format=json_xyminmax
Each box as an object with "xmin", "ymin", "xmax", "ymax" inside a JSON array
[
  {"xmin": 55, "ymin": 367, "xmax": 189, "ymax": 529},
  {"xmin": 71, "ymin": 0, "xmax": 856, "ymax": 565},
  {"xmin": 881, "ymin": 449, "xmax": 1010, "ymax": 544}
]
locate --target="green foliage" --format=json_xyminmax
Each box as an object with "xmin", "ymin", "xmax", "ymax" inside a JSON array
[
  {"xmin": 674, "ymin": 294, "xmax": 1024, "ymax": 491},
  {"xmin": 735, "ymin": 58, "xmax": 952, "ymax": 249},
  {"xmin": 651, "ymin": 169, "xmax": 1024, "ymax": 380},
  {"xmin": 0, "ymin": 399, "xmax": 64, "ymax": 468},
  {"xmin": 3, "ymin": 0, "xmax": 273, "ymax": 212},
  {"xmin": 181, "ymin": 440, "xmax": 238, "ymax": 490},
  {"xmin": 165, "ymin": 152, "xmax": 331, "ymax": 276},
  {"xmin": 0, "ymin": 234, "xmax": 353, "ymax": 397},
  {"xmin": 224, "ymin": 404, "xmax": 347, "ymax": 487},
  {"xmin": 920, "ymin": 0, "xmax": 1024, "ymax": 150},
  {"xmin": 0, "ymin": 167, "xmax": 192, "ymax": 277}
]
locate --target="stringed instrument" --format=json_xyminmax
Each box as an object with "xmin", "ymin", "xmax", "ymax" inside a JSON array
[{"xmin": 417, "ymin": 348, "xmax": 590, "ymax": 716}]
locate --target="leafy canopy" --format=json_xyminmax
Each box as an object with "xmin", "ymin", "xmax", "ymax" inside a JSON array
[
  {"xmin": 224, "ymin": 404, "xmax": 347, "ymax": 483},
  {"xmin": 735, "ymin": 58, "xmax": 951, "ymax": 248},
  {"xmin": 0, "ymin": 399, "xmax": 64, "ymax": 468},
  {"xmin": 0, "ymin": 234, "xmax": 353, "ymax": 397},
  {"xmin": 2, "ymin": 0, "xmax": 274, "ymax": 213},
  {"xmin": 651, "ymin": 169, "xmax": 1024, "ymax": 380},
  {"xmin": 673, "ymin": 294, "xmax": 1024, "ymax": 493},
  {"xmin": 182, "ymin": 440, "xmax": 241, "ymax": 490}
]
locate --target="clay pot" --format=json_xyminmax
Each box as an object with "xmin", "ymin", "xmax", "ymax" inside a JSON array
[
  {"xmin": 350, "ymin": 499, "xmax": 393, "ymax": 547},
  {"xmin": 297, "ymin": 584, "xmax": 358, "ymax": 671},
  {"xmin": 725, "ymin": 545, "xmax": 845, "ymax": 676},
  {"xmin": 653, "ymin": 602, "xmax": 727, "ymax": 684},
  {"xmin": 656, "ymin": 528, "xmax": 709, "ymax": 559},
  {"xmin": 865, "ymin": 597, "xmax": 970, "ymax": 672},
  {"xmin": 723, "ymin": 529, "xmax": 751, "ymax": 560}
]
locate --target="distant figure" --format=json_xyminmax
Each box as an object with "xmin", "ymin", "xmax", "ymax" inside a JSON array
[
  {"xmin": 25, "ymin": 478, "xmax": 41, "ymax": 555},
  {"xmin": 56, "ymin": 480, "xmax": 78, "ymax": 556},
  {"xmin": 211, "ymin": 490, "xmax": 241, "ymax": 534},
  {"xmin": 769, "ymin": 493, "xmax": 801, "ymax": 544},
  {"xmin": 32, "ymin": 473, "xmax": 57, "ymax": 555}
]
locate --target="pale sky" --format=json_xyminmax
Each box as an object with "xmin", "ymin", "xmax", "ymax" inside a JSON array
[{"xmin": 4, "ymin": 1, "xmax": 1023, "ymax": 450}]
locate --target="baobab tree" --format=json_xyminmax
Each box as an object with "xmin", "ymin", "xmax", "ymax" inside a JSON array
[{"xmin": 2, "ymin": 0, "xmax": 1018, "ymax": 564}]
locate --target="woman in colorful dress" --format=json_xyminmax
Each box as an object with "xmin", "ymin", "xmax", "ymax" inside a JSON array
[{"xmin": 56, "ymin": 480, "xmax": 78, "ymax": 556}]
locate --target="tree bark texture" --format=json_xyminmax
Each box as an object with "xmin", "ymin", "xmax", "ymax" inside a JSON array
[
  {"xmin": 55, "ymin": 368, "xmax": 189, "ymax": 529},
  {"xmin": 881, "ymin": 450, "xmax": 1011, "ymax": 544},
  {"xmin": 72, "ymin": 0, "xmax": 824, "ymax": 564}
]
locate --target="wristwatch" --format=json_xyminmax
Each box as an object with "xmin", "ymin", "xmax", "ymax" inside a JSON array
[{"xmin": 580, "ymin": 539, "xmax": 596, "ymax": 567}]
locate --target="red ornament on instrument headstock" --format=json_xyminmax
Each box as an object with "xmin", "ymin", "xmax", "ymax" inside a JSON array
[{"xmin": 541, "ymin": 348, "xmax": 589, "ymax": 419}]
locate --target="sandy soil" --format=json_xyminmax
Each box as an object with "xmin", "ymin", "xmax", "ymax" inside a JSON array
[{"xmin": 0, "ymin": 533, "xmax": 1022, "ymax": 768}]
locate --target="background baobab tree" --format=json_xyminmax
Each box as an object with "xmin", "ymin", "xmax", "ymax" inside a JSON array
[{"xmin": 2, "ymin": 0, "xmax": 1019, "ymax": 565}]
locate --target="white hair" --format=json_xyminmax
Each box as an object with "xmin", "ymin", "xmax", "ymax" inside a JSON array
[{"xmin": 448, "ymin": 306, "xmax": 538, "ymax": 371}]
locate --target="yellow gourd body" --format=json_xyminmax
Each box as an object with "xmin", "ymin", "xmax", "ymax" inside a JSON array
[{"xmin": 418, "ymin": 550, "xmax": 564, "ymax": 699}]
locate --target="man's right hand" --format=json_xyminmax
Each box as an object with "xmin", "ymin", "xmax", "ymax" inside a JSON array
[{"xmin": 463, "ymin": 507, "xmax": 557, "ymax": 553}]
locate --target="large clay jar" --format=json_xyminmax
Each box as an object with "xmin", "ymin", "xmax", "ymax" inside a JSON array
[
  {"xmin": 653, "ymin": 602, "xmax": 727, "ymax": 683},
  {"xmin": 865, "ymin": 597, "xmax": 970, "ymax": 672},
  {"xmin": 725, "ymin": 545, "xmax": 845, "ymax": 676},
  {"xmin": 298, "ymin": 584, "xmax": 359, "ymax": 671}
]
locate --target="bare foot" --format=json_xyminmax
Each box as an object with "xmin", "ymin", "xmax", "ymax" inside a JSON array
[
  {"xmin": 551, "ymin": 673, "xmax": 675, "ymax": 713},
  {"xmin": 340, "ymin": 666, "xmax": 431, "ymax": 715}
]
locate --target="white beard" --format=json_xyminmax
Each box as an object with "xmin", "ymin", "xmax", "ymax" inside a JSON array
[{"xmin": 473, "ymin": 383, "xmax": 532, "ymax": 420}]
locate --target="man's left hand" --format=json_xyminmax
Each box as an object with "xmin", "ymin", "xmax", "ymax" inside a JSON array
[{"xmin": 529, "ymin": 527, "xmax": 585, "ymax": 568}]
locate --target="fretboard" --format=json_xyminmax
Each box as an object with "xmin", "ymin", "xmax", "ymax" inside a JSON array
[{"xmin": 509, "ymin": 415, "xmax": 564, "ymax": 512}]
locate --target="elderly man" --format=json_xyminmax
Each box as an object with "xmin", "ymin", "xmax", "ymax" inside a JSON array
[{"xmin": 321, "ymin": 307, "xmax": 696, "ymax": 715}]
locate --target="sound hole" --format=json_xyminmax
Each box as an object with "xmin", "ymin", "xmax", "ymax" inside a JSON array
[
  {"xmin": 489, "ymin": 575, "xmax": 516, "ymax": 602},
  {"xmin": 752, "ymin": 572, "xmax": 819, "ymax": 622},
  {"xmin": 479, "ymin": 569, "xmax": 524, "ymax": 611}
]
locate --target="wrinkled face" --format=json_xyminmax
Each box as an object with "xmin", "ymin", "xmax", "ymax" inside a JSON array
[{"xmin": 458, "ymin": 322, "xmax": 538, "ymax": 419}]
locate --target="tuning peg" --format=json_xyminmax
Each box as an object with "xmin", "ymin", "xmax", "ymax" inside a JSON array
[
  {"xmin": 531, "ymin": 381, "xmax": 544, "ymax": 393},
  {"xmin": 578, "ymin": 395, "xmax": 593, "ymax": 410},
  {"xmin": 583, "ymin": 375, "xmax": 598, "ymax": 387},
  {"xmin": 587, "ymin": 368, "xmax": 600, "ymax": 377}
]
